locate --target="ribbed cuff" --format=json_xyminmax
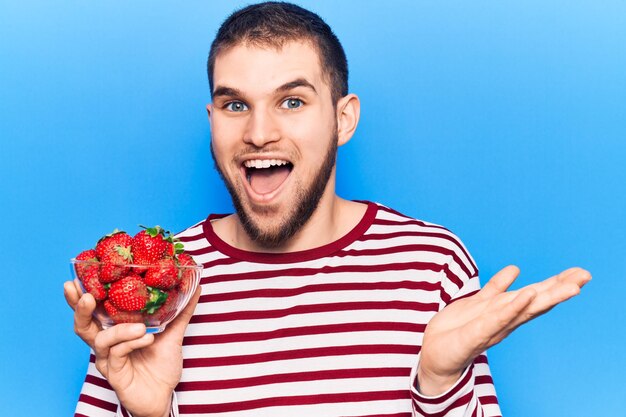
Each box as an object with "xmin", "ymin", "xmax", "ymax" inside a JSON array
[
  {"xmin": 410, "ymin": 353, "xmax": 476, "ymax": 415},
  {"xmin": 116, "ymin": 392, "xmax": 178, "ymax": 417}
]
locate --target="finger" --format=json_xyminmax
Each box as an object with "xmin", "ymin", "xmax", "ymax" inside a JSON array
[
  {"xmin": 93, "ymin": 323, "xmax": 147, "ymax": 359},
  {"xmin": 479, "ymin": 265, "xmax": 521, "ymax": 299},
  {"xmin": 74, "ymin": 278, "xmax": 85, "ymax": 296},
  {"xmin": 508, "ymin": 287, "xmax": 538, "ymax": 318},
  {"xmin": 163, "ymin": 286, "xmax": 201, "ymax": 339},
  {"xmin": 562, "ymin": 267, "xmax": 592, "ymax": 288},
  {"xmin": 527, "ymin": 281, "xmax": 585, "ymax": 317},
  {"xmin": 517, "ymin": 268, "xmax": 591, "ymax": 316},
  {"xmin": 108, "ymin": 333, "xmax": 155, "ymax": 373},
  {"xmin": 494, "ymin": 287, "xmax": 540, "ymax": 338},
  {"xmin": 64, "ymin": 281, "xmax": 80, "ymax": 310},
  {"xmin": 74, "ymin": 293, "xmax": 101, "ymax": 348},
  {"xmin": 525, "ymin": 267, "xmax": 591, "ymax": 294}
]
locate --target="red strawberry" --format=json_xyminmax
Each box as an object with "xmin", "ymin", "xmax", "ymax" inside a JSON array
[
  {"xmin": 144, "ymin": 258, "xmax": 179, "ymax": 289},
  {"xmin": 108, "ymin": 275, "xmax": 148, "ymax": 311},
  {"xmin": 81, "ymin": 267, "xmax": 107, "ymax": 301},
  {"xmin": 132, "ymin": 226, "xmax": 170, "ymax": 266},
  {"xmin": 74, "ymin": 249, "xmax": 98, "ymax": 279},
  {"xmin": 99, "ymin": 245, "xmax": 133, "ymax": 283},
  {"xmin": 177, "ymin": 253, "xmax": 198, "ymax": 294},
  {"xmin": 177, "ymin": 252, "xmax": 196, "ymax": 266},
  {"xmin": 76, "ymin": 248, "xmax": 97, "ymax": 263},
  {"xmin": 165, "ymin": 239, "xmax": 185, "ymax": 258},
  {"xmin": 165, "ymin": 241, "xmax": 175, "ymax": 258},
  {"xmin": 95, "ymin": 230, "xmax": 133, "ymax": 261},
  {"xmin": 104, "ymin": 300, "xmax": 144, "ymax": 324},
  {"xmin": 151, "ymin": 289, "xmax": 179, "ymax": 322}
]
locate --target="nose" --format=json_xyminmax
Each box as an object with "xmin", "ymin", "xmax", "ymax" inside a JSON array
[{"xmin": 243, "ymin": 107, "xmax": 280, "ymax": 148}]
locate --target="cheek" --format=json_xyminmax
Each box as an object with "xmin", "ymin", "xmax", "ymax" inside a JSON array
[
  {"xmin": 210, "ymin": 118, "xmax": 241, "ymax": 159},
  {"xmin": 302, "ymin": 121, "xmax": 336, "ymax": 157},
  {"xmin": 210, "ymin": 135, "xmax": 227, "ymax": 157},
  {"xmin": 288, "ymin": 109, "xmax": 335, "ymax": 147},
  {"xmin": 210, "ymin": 139, "xmax": 238, "ymax": 181}
]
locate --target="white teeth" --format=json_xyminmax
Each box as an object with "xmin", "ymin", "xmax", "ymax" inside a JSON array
[{"xmin": 244, "ymin": 159, "xmax": 289, "ymax": 169}]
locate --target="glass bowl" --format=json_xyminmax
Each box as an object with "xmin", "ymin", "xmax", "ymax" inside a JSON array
[{"xmin": 70, "ymin": 259, "xmax": 202, "ymax": 333}]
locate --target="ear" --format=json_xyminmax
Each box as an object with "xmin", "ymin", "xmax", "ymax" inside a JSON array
[
  {"xmin": 206, "ymin": 103, "xmax": 213, "ymax": 120},
  {"xmin": 336, "ymin": 93, "xmax": 360, "ymax": 147}
]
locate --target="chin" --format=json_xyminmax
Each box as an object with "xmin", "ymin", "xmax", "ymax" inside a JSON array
[{"xmin": 240, "ymin": 203, "xmax": 301, "ymax": 248}]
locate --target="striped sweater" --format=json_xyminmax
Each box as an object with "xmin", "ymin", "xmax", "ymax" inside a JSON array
[{"xmin": 75, "ymin": 202, "xmax": 502, "ymax": 417}]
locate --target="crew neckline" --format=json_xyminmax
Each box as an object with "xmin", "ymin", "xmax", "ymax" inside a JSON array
[{"xmin": 202, "ymin": 201, "xmax": 378, "ymax": 264}]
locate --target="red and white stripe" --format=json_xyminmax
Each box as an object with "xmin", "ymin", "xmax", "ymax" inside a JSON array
[{"xmin": 74, "ymin": 202, "xmax": 501, "ymax": 417}]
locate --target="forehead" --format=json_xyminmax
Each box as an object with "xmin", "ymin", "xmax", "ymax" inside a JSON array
[{"xmin": 212, "ymin": 40, "xmax": 329, "ymax": 97}]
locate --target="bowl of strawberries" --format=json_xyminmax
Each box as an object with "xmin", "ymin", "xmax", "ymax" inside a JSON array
[{"xmin": 70, "ymin": 226, "xmax": 202, "ymax": 333}]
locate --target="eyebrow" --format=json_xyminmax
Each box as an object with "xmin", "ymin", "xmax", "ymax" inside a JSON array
[
  {"xmin": 275, "ymin": 78, "xmax": 317, "ymax": 94},
  {"xmin": 212, "ymin": 78, "xmax": 317, "ymax": 99},
  {"xmin": 212, "ymin": 86, "xmax": 242, "ymax": 99}
]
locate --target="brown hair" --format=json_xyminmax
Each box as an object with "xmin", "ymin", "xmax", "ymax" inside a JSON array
[{"xmin": 207, "ymin": 2, "xmax": 349, "ymax": 104}]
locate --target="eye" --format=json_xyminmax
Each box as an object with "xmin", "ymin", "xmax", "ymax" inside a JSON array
[
  {"xmin": 280, "ymin": 98, "xmax": 303, "ymax": 110},
  {"xmin": 225, "ymin": 101, "xmax": 248, "ymax": 112}
]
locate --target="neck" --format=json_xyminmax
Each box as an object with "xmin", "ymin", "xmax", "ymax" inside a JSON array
[{"xmin": 214, "ymin": 180, "xmax": 367, "ymax": 253}]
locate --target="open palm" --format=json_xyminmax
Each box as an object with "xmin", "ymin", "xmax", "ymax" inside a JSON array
[{"xmin": 418, "ymin": 266, "xmax": 591, "ymax": 394}]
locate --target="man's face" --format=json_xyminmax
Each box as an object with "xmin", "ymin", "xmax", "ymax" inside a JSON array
[{"xmin": 208, "ymin": 41, "xmax": 339, "ymax": 247}]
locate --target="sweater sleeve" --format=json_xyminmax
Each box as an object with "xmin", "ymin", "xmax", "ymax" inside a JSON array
[
  {"xmin": 410, "ymin": 232, "xmax": 502, "ymax": 417},
  {"xmin": 410, "ymin": 351, "xmax": 500, "ymax": 417},
  {"xmin": 115, "ymin": 394, "xmax": 179, "ymax": 417},
  {"xmin": 74, "ymin": 353, "xmax": 119, "ymax": 417}
]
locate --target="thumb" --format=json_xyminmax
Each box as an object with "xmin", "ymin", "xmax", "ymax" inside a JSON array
[
  {"xmin": 74, "ymin": 293, "xmax": 102, "ymax": 348},
  {"xmin": 480, "ymin": 265, "xmax": 520, "ymax": 299}
]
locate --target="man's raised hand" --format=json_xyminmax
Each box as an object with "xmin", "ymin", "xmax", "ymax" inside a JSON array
[{"xmin": 417, "ymin": 266, "xmax": 591, "ymax": 396}]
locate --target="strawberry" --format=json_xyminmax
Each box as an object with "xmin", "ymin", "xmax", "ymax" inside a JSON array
[
  {"xmin": 103, "ymin": 300, "xmax": 144, "ymax": 324},
  {"xmin": 99, "ymin": 245, "xmax": 133, "ymax": 283},
  {"xmin": 177, "ymin": 253, "xmax": 198, "ymax": 294},
  {"xmin": 95, "ymin": 229, "xmax": 133, "ymax": 261},
  {"xmin": 132, "ymin": 226, "xmax": 170, "ymax": 266},
  {"xmin": 143, "ymin": 286, "xmax": 169, "ymax": 314},
  {"xmin": 165, "ymin": 239, "xmax": 185, "ymax": 258},
  {"xmin": 74, "ymin": 249, "xmax": 98, "ymax": 279},
  {"xmin": 177, "ymin": 252, "xmax": 196, "ymax": 266},
  {"xmin": 151, "ymin": 289, "xmax": 179, "ymax": 322},
  {"xmin": 144, "ymin": 258, "xmax": 180, "ymax": 289},
  {"xmin": 81, "ymin": 267, "xmax": 107, "ymax": 301},
  {"xmin": 108, "ymin": 275, "xmax": 148, "ymax": 311},
  {"xmin": 165, "ymin": 241, "xmax": 175, "ymax": 258}
]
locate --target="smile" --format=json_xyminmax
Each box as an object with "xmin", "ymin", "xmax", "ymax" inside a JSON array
[{"xmin": 241, "ymin": 158, "xmax": 294, "ymax": 199}]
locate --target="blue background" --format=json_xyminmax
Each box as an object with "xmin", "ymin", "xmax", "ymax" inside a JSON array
[{"xmin": 1, "ymin": 1, "xmax": 624, "ymax": 415}]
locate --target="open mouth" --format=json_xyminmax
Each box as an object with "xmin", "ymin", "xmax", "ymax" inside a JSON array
[{"xmin": 243, "ymin": 159, "xmax": 294, "ymax": 196}]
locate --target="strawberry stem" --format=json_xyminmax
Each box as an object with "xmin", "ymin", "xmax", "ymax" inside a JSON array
[{"xmin": 139, "ymin": 225, "xmax": 171, "ymax": 238}]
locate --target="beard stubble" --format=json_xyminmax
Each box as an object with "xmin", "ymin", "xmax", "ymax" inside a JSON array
[{"xmin": 211, "ymin": 132, "xmax": 338, "ymax": 248}]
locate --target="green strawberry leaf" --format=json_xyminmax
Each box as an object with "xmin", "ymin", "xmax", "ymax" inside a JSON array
[
  {"xmin": 140, "ymin": 225, "xmax": 167, "ymax": 238},
  {"xmin": 174, "ymin": 242, "xmax": 185, "ymax": 254},
  {"xmin": 143, "ymin": 287, "xmax": 168, "ymax": 314},
  {"xmin": 114, "ymin": 245, "xmax": 133, "ymax": 261}
]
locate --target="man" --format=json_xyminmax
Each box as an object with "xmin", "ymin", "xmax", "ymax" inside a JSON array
[{"xmin": 64, "ymin": 3, "xmax": 590, "ymax": 417}]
